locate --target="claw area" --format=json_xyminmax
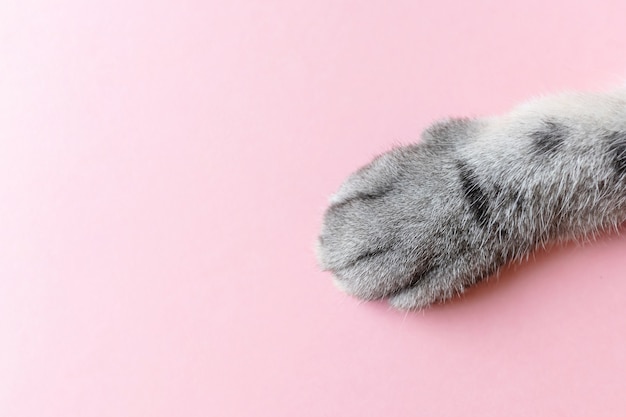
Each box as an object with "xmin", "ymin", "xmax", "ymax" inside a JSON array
[{"xmin": 316, "ymin": 146, "xmax": 455, "ymax": 308}]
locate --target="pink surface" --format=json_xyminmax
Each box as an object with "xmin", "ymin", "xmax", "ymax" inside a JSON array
[{"xmin": 2, "ymin": 1, "xmax": 626, "ymax": 416}]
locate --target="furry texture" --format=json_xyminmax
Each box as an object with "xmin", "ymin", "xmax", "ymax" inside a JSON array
[{"xmin": 317, "ymin": 88, "xmax": 626, "ymax": 310}]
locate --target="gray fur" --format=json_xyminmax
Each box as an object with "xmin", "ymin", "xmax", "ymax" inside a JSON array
[
  {"xmin": 317, "ymin": 89, "xmax": 626, "ymax": 310},
  {"xmin": 530, "ymin": 120, "xmax": 568, "ymax": 155}
]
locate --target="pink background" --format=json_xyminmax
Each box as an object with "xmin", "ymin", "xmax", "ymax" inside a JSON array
[{"xmin": 2, "ymin": 1, "xmax": 626, "ymax": 416}]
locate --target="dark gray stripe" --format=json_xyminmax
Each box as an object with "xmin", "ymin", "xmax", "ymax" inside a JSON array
[
  {"xmin": 530, "ymin": 120, "xmax": 567, "ymax": 155},
  {"xmin": 457, "ymin": 161, "xmax": 490, "ymax": 227}
]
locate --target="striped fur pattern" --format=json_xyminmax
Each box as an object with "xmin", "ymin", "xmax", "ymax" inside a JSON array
[{"xmin": 317, "ymin": 88, "xmax": 626, "ymax": 310}]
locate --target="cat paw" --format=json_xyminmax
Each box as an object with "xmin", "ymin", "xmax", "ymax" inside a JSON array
[{"xmin": 317, "ymin": 118, "xmax": 502, "ymax": 310}]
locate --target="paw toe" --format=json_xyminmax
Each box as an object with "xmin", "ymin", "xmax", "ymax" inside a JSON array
[{"xmin": 387, "ymin": 267, "xmax": 462, "ymax": 310}]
